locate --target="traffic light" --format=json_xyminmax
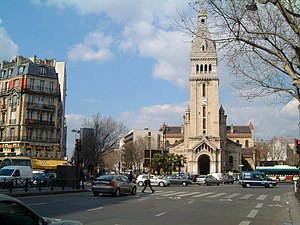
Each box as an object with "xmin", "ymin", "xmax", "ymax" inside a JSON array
[
  {"xmin": 75, "ymin": 139, "xmax": 81, "ymax": 151},
  {"xmin": 296, "ymin": 139, "xmax": 300, "ymax": 154}
]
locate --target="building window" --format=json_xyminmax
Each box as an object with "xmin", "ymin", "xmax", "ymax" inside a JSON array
[
  {"xmin": 245, "ymin": 140, "xmax": 249, "ymax": 148},
  {"xmin": 200, "ymin": 64, "xmax": 203, "ymax": 73},
  {"xmin": 203, "ymin": 107, "xmax": 206, "ymax": 117},
  {"xmin": 49, "ymin": 81, "xmax": 55, "ymax": 93},
  {"xmin": 229, "ymin": 156, "xmax": 233, "ymax": 164},
  {"xmin": 209, "ymin": 64, "xmax": 212, "ymax": 72},
  {"xmin": 1, "ymin": 70, "xmax": 6, "ymax": 78},
  {"xmin": 29, "ymin": 79, "xmax": 35, "ymax": 89},
  {"xmin": 8, "ymin": 68, "xmax": 13, "ymax": 76},
  {"xmin": 11, "ymin": 95, "xmax": 18, "ymax": 109},
  {"xmin": 40, "ymin": 80, "xmax": 45, "ymax": 91},
  {"xmin": 10, "ymin": 111, "xmax": 16, "ymax": 124},
  {"xmin": 4, "ymin": 82, "xmax": 8, "ymax": 92},
  {"xmin": 203, "ymin": 118, "xmax": 206, "ymax": 129},
  {"xmin": 14, "ymin": 79, "xmax": 19, "ymax": 88},
  {"xmin": 28, "ymin": 95, "xmax": 34, "ymax": 105},
  {"xmin": 18, "ymin": 66, "xmax": 25, "ymax": 74},
  {"xmin": 202, "ymin": 84, "xmax": 206, "ymax": 97},
  {"xmin": 196, "ymin": 64, "xmax": 199, "ymax": 73},
  {"xmin": 38, "ymin": 67, "xmax": 47, "ymax": 75}
]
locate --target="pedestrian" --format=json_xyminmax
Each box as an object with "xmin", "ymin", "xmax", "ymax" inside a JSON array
[
  {"xmin": 142, "ymin": 168, "xmax": 155, "ymax": 193},
  {"xmin": 79, "ymin": 169, "xmax": 85, "ymax": 189},
  {"xmin": 128, "ymin": 171, "xmax": 134, "ymax": 183}
]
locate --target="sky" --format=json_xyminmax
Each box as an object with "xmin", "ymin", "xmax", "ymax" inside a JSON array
[{"xmin": 0, "ymin": 0, "xmax": 299, "ymax": 159}]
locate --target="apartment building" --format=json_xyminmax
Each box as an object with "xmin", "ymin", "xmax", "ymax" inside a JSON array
[{"xmin": 0, "ymin": 55, "xmax": 66, "ymax": 159}]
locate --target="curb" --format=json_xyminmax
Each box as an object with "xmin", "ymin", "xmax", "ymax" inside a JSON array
[
  {"xmin": 288, "ymin": 191, "xmax": 300, "ymax": 225},
  {"xmin": 8, "ymin": 188, "xmax": 89, "ymax": 198}
]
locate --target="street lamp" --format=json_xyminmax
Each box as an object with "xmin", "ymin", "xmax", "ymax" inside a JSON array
[
  {"xmin": 72, "ymin": 129, "xmax": 81, "ymax": 188},
  {"xmin": 160, "ymin": 122, "xmax": 169, "ymax": 154}
]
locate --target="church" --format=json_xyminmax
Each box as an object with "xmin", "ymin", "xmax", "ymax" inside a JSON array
[{"xmin": 169, "ymin": 9, "xmax": 245, "ymax": 175}]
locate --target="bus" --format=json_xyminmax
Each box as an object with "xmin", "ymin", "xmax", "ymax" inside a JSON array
[
  {"xmin": 0, "ymin": 156, "xmax": 32, "ymax": 168},
  {"xmin": 256, "ymin": 165, "xmax": 299, "ymax": 181}
]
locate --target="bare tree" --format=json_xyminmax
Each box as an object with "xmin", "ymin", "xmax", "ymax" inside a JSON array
[
  {"xmin": 174, "ymin": 0, "xmax": 300, "ymax": 105},
  {"xmin": 82, "ymin": 113, "xmax": 128, "ymax": 173},
  {"xmin": 122, "ymin": 137, "xmax": 146, "ymax": 174}
]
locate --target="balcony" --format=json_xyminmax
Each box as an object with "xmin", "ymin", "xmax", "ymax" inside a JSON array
[
  {"xmin": 25, "ymin": 119, "xmax": 55, "ymax": 126},
  {"xmin": 0, "ymin": 136, "xmax": 60, "ymax": 143},
  {"xmin": 26, "ymin": 102, "xmax": 56, "ymax": 111},
  {"xmin": 22, "ymin": 86, "xmax": 59, "ymax": 96}
]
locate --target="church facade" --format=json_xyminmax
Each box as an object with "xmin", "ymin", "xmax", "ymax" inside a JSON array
[{"xmin": 169, "ymin": 9, "xmax": 242, "ymax": 175}]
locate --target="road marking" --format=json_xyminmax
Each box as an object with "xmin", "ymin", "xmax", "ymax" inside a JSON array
[
  {"xmin": 208, "ymin": 193, "xmax": 227, "ymax": 198},
  {"xmin": 28, "ymin": 202, "xmax": 47, "ymax": 206},
  {"xmin": 87, "ymin": 207, "xmax": 103, "ymax": 212},
  {"xmin": 239, "ymin": 221, "xmax": 251, "ymax": 225},
  {"xmin": 177, "ymin": 192, "xmax": 200, "ymax": 197},
  {"xmin": 155, "ymin": 212, "xmax": 166, "ymax": 217},
  {"xmin": 240, "ymin": 194, "xmax": 253, "ymax": 199},
  {"xmin": 247, "ymin": 209, "xmax": 259, "ymax": 218},
  {"xmin": 152, "ymin": 191, "xmax": 175, "ymax": 195},
  {"xmin": 162, "ymin": 191, "xmax": 187, "ymax": 196},
  {"xmin": 273, "ymin": 196, "xmax": 280, "ymax": 201},
  {"xmin": 255, "ymin": 203, "xmax": 263, "ymax": 208},
  {"xmin": 257, "ymin": 195, "xmax": 267, "ymax": 200},
  {"xmin": 193, "ymin": 192, "xmax": 214, "ymax": 198},
  {"xmin": 187, "ymin": 200, "xmax": 194, "ymax": 204},
  {"xmin": 224, "ymin": 193, "xmax": 240, "ymax": 198}
]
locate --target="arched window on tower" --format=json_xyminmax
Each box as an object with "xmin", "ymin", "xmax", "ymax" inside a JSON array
[
  {"xmin": 203, "ymin": 118, "xmax": 206, "ymax": 129},
  {"xmin": 203, "ymin": 107, "xmax": 206, "ymax": 117},
  {"xmin": 204, "ymin": 64, "xmax": 207, "ymax": 72},
  {"xmin": 202, "ymin": 45, "xmax": 205, "ymax": 52},
  {"xmin": 200, "ymin": 64, "xmax": 203, "ymax": 73},
  {"xmin": 196, "ymin": 64, "xmax": 199, "ymax": 73},
  {"xmin": 245, "ymin": 140, "xmax": 249, "ymax": 148},
  {"xmin": 202, "ymin": 84, "xmax": 206, "ymax": 97},
  {"xmin": 209, "ymin": 64, "xmax": 212, "ymax": 72}
]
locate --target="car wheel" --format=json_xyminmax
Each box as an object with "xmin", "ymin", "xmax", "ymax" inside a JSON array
[
  {"xmin": 268, "ymin": 183, "xmax": 273, "ymax": 188},
  {"xmin": 217, "ymin": 182, "xmax": 220, "ymax": 186},
  {"xmin": 158, "ymin": 182, "xmax": 165, "ymax": 187},
  {"xmin": 182, "ymin": 182, "xmax": 187, "ymax": 186},
  {"xmin": 245, "ymin": 183, "xmax": 251, "ymax": 188},
  {"xmin": 93, "ymin": 191, "xmax": 99, "ymax": 196},
  {"xmin": 138, "ymin": 181, "xmax": 144, "ymax": 187},
  {"xmin": 131, "ymin": 187, "xmax": 137, "ymax": 195},
  {"xmin": 114, "ymin": 188, "xmax": 120, "ymax": 197}
]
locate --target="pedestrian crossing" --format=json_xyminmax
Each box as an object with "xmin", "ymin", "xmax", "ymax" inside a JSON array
[{"xmin": 150, "ymin": 190, "xmax": 281, "ymax": 202}]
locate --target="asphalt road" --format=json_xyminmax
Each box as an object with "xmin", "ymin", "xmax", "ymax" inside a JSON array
[{"xmin": 18, "ymin": 182, "xmax": 294, "ymax": 225}]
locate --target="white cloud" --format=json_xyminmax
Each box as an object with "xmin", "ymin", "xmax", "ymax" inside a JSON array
[
  {"xmin": 0, "ymin": 20, "xmax": 18, "ymax": 61},
  {"xmin": 67, "ymin": 31, "xmax": 113, "ymax": 62},
  {"xmin": 120, "ymin": 102, "xmax": 188, "ymax": 131}
]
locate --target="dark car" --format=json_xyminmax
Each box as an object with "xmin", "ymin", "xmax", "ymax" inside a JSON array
[
  {"xmin": 188, "ymin": 174, "xmax": 200, "ymax": 183},
  {"xmin": 0, "ymin": 194, "xmax": 82, "ymax": 225},
  {"xmin": 33, "ymin": 172, "xmax": 56, "ymax": 187},
  {"xmin": 92, "ymin": 174, "xmax": 137, "ymax": 197},
  {"xmin": 223, "ymin": 175, "xmax": 234, "ymax": 184},
  {"xmin": 166, "ymin": 176, "xmax": 191, "ymax": 186},
  {"xmin": 205, "ymin": 175, "xmax": 220, "ymax": 186}
]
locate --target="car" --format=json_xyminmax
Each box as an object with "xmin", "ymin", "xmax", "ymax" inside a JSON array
[
  {"xmin": 136, "ymin": 174, "xmax": 170, "ymax": 187},
  {"xmin": 166, "ymin": 175, "xmax": 191, "ymax": 186},
  {"xmin": 187, "ymin": 174, "xmax": 200, "ymax": 183},
  {"xmin": 240, "ymin": 171, "xmax": 277, "ymax": 188},
  {"xmin": 223, "ymin": 175, "xmax": 234, "ymax": 184},
  {"xmin": 92, "ymin": 174, "xmax": 137, "ymax": 197},
  {"xmin": 204, "ymin": 175, "xmax": 220, "ymax": 186},
  {"xmin": 33, "ymin": 172, "xmax": 56, "ymax": 187},
  {"xmin": 195, "ymin": 175, "xmax": 208, "ymax": 185},
  {"xmin": 0, "ymin": 194, "xmax": 82, "ymax": 225}
]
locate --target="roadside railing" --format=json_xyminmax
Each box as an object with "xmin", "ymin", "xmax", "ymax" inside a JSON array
[{"xmin": 0, "ymin": 178, "xmax": 80, "ymax": 194}]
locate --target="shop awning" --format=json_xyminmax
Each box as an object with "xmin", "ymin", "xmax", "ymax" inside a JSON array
[{"xmin": 32, "ymin": 158, "xmax": 72, "ymax": 170}]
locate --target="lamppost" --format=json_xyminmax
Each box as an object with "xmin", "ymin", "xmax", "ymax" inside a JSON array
[
  {"xmin": 160, "ymin": 122, "xmax": 169, "ymax": 154},
  {"xmin": 72, "ymin": 129, "xmax": 81, "ymax": 188}
]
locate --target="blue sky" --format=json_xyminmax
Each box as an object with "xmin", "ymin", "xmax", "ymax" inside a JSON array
[{"xmin": 0, "ymin": 0, "xmax": 298, "ymax": 158}]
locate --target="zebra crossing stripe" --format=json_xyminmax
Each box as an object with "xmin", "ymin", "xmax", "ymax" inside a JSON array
[
  {"xmin": 152, "ymin": 190, "xmax": 175, "ymax": 195},
  {"xmin": 256, "ymin": 195, "xmax": 267, "ymax": 201},
  {"xmin": 162, "ymin": 191, "xmax": 187, "ymax": 196},
  {"xmin": 208, "ymin": 193, "xmax": 227, "ymax": 198},
  {"xmin": 224, "ymin": 193, "xmax": 240, "ymax": 198},
  {"xmin": 177, "ymin": 192, "xmax": 201, "ymax": 197},
  {"xmin": 273, "ymin": 196, "xmax": 280, "ymax": 201},
  {"xmin": 247, "ymin": 209, "xmax": 259, "ymax": 218},
  {"xmin": 239, "ymin": 221, "xmax": 251, "ymax": 225},
  {"xmin": 240, "ymin": 194, "xmax": 253, "ymax": 199},
  {"xmin": 255, "ymin": 203, "xmax": 263, "ymax": 208},
  {"xmin": 193, "ymin": 192, "xmax": 214, "ymax": 197}
]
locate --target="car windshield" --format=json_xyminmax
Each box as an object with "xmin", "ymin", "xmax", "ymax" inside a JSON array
[
  {"xmin": 97, "ymin": 175, "xmax": 114, "ymax": 181},
  {"xmin": 0, "ymin": 169, "xmax": 14, "ymax": 176}
]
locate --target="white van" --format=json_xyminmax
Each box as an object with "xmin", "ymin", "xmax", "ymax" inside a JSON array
[{"xmin": 0, "ymin": 166, "xmax": 33, "ymax": 180}]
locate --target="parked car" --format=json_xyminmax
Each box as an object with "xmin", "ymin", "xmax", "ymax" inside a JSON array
[
  {"xmin": 0, "ymin": 194, "xmax": 82, "ymax": 225},
  {"xmin": 92, "ymin": 174, "xmax": 137, "ymax": 197},
  {"xmin": 136, "ymin": 174, "xmax": 170, "ymax": 187},
  {"xmin": 205, "ymin": 175, "xmax": 220, "ymax": 186},
  {"xmin": 196, "ymin": 175, "xmax": 208, "ymax": 185},
  {"xmin": 166, "ymin": 175, "xmax": 191, "ymax": 186},
  {"xmin": 223, "ymin": 175, "xmax": 234, "ymax": 184},
  {"xmin": 188, "ymin": 174, "xmax": 200, "ymax": 183},
  {"xmin": 33, "ymin": 172, "xmax": 56, "ymax": 187}
]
